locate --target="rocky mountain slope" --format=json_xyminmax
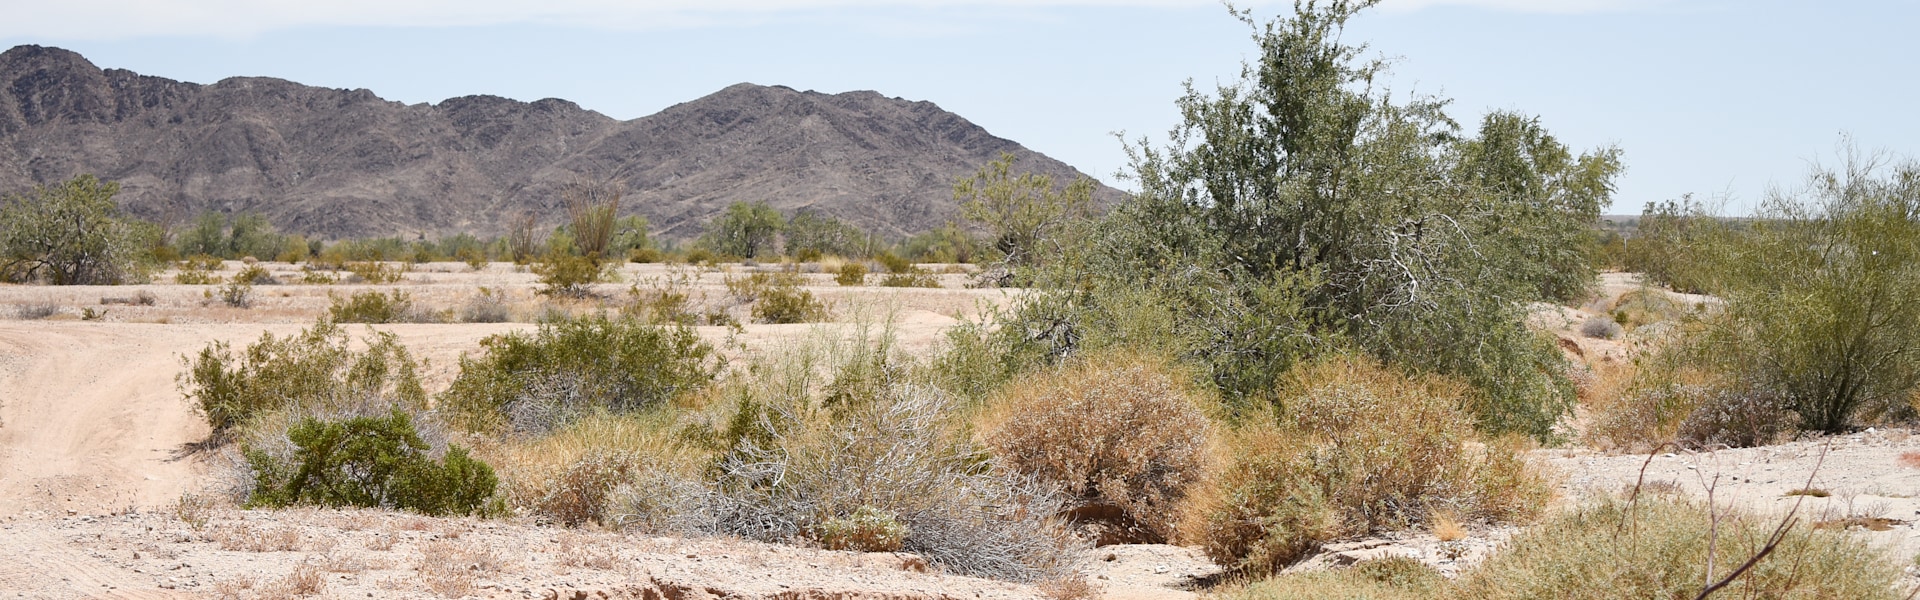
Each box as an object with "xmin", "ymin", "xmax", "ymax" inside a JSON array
[{"xmin": 0, "ymin": 45, "xmax": 1115, "ymax": 239}]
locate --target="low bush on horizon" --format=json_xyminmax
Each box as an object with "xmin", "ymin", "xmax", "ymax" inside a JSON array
[
  {"xmin": 438, "ymin": 313, "xmax": 718, "ymax": 434},
  {"xmin": 327, "ymin": 289, "xmax": 437, "ymax": 323}
]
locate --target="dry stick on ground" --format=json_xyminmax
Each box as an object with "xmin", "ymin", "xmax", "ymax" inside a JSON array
[{"xmin": 1693, "ymin": 440, "xmax": 1830, "ymax": 600}]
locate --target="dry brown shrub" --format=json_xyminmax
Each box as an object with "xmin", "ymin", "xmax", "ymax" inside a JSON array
[
  {"xmin": 1178, "ymin": 355, "xmax": 1550, "ymax": 575},
  {"xmin": 1899, "ymin": 451, "xmax": 1920, "ymax": 469},
  {"xmin": 213, "ymin": 524, "xmax": 302, "ymax": 552},
  {"xmin": 485, "ymin": 411, "xmax": 707, "ymax": 527},
  {"xmin": 417, "ymin": 540, "xmax": 509, "ymax": 598},
  {"xmin": 978, "ymin": 351, "xmax": 1213, "ymax": 544}
]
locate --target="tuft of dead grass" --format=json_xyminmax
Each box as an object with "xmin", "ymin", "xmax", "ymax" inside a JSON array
[
  {"xmin": 212, "ymin": 524, "xmax": 302, "ymax": 552},
  {"xmin": 1456, "ymin": 496, "xmax": 1902, "ymax": 600},
  {"xmin": 978, "ymin": 350, "xmax": 1214, "ymax": 545},
  {"xmin": 417, "ymin": 540, "xmax": 511, "ymax": 598}
]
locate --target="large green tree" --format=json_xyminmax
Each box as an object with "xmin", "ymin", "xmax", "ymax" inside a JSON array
[
  {"xmin": 700, "ymin": 201, "xmax": 785, "ymax": 259},
  {"xmin": 0, "ymin": 174, "xmax": 139, "ymax": 285},
  {"xmin": 1015, "ymin": 0, "xmax": 1619, "ymax": 438}
]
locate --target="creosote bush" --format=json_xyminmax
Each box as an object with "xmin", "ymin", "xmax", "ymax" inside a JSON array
[
  {"xmin": 1180, "ymin": 355, "xmax": 1548, "ymax": 574},
  {"xmin": 533, "ymin": 251, "xmax": 607, "ymax": 298},
  {"xmin": 439, "ymin": 314, "xmax": 717, "ymax": 433},
  {"xmin": 327, "ymin": 290, "xmax": 419, "ymax": 324},
  {"xmin": 833, "ymin": 261, "xmax": 868, "ymax": 286},
  {"xmin": 181, "ymin": 319, "xmax": 426, "ymax": 435},
  {"xmin": 245, "ymin": 410, "xmax": 497, "ymax": 516},
  {"xmin": 978, "ymin": 351, "xmax": 1213, "ymax": 544}
]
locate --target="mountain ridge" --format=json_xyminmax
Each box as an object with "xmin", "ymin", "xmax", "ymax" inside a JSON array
[{"xmin": 0, "ymin": 44, "xmax": 1116, "ymax": 239}]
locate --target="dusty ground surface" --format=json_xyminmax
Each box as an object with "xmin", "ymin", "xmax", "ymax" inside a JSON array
[{"xmin": 5, "ymin": 265, "xmax": 1917, "ymax": 598}]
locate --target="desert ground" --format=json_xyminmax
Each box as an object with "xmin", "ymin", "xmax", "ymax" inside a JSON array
[{"xmin": 2, "ymin": 265, "xmax": 1917, "ymax": 599}]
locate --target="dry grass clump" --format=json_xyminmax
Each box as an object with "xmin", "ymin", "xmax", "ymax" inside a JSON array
[
  {"xmin": 1219, "ymin": 556, "xmax": 1443, "ymax": 600},
  {"xmin": 978, "ymin": 351, "xmax": 1213, "ymax": 544},
  {"xmin": 1579, "ymin": 315, "xmax": 1623, "ymax": 339},
  {"xmin": 697, "ymin": 383, "xmax": 1082, "ymax": 582},
  {"xmin": 172, "ymin": 492, "xmax": 219, "ymax": 530},
  {"xmin": 417, "ymin": 540, "xmax": 511, "ymax": 598},
  {"xmin": 1454, "ymin": 496, "xmax": 1902, "ymax": 600},
  {"xmin": 1610, "ymin": 286, "xmax": 1687, "ymax": 330},
  {"xmin": 1582, "ymin": 360, "xmax": 1801, "ymax": 452},
  {"xmin": 1179, "ymin": 355, "xmax": 1550, "ymax": 575},
  {"xmin": 482, "ymin": 411, "xmax": 709, "ymax": 527},
  {"xmin": 14, "ymin": 301, "xmax": 59, "ymax": 319},
  {"xmin": 212, "ymin": 524, "xmax": 303, "ymax": 552}
]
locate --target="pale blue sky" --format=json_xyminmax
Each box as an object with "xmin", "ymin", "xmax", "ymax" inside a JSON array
[{"xmin": 1, "ymin": 0, "xmax": 1913, "ymax": 214}]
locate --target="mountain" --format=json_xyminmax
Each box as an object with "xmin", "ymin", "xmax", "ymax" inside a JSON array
[{"xmin": 0, "ymin": 45, "xmax": 1118, "ymax": 239}]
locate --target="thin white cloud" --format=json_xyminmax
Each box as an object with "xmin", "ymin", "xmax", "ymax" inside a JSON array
[{"xmin": 2, "ymin": 0, "xmax": 1673, "ymax": 40}]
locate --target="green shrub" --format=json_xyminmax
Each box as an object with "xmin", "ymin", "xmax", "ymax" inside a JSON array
[
  {"xmin": 1677, "ymin": 159, "xmax": 1920, "ymax": 432},
  {"xmin": 460, "ymin": 287, "xmax": 512, "ymax": 323},
  {"xmin": 439, "ymin": 314, "xmax": 717, "ymax": 433},
  {"xmin": 751, "ymin": 283, "xmax": 827, "ymax": 324},
  {"xmin": 875, "ymin": 252, "xmax": 912, "ymax": 274},
  {"xmin": 532, "ymin": 252, "xmax": 607, "ymax": 297},
  {"xmin": 0, "ymin": 174, "xmax": 140, "ymax": 285},
  {"xmin": 327, "ymin": 290, "xmax": 415, "ymax": 323},
  {"xmin": 1456, "ymin": 496, "xmax": 1901, "ymax": 600},
  {"xmin": 344, "ymin": 261, "xmax": 405, "ymax": 284},
  {"xmin": 180, "ymin": 319, "xmax": 427, "ymax": 435},
  {"xmin": 1180, "ymin": 356, "xmax": 1549, "ymax": 575},
  {"xmin": 212, "ymin": 279, "xmax": 253, "ymax": 308},
  {"xmin": 833, "ymin": 261, "xmax": 867, "ymax": 286},
  {"xmin": 244, "ymin": 410, "xmax": 497, "ymax": 516},
  {"xmin": 879, "ymin": 268, "xmax": 940, "ymax": 288},
  {"xmin": 232, "ymin": 264, "xmax": 275, "ymax": 285},
  {"xmin": 979, "ymin": 351, "xmax": 1213, "ymax": 544}
]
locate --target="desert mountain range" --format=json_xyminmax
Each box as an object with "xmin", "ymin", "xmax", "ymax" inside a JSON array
[{"xmin": 0, "ymin": 44, "xmax": 1116, "ymax": 239}]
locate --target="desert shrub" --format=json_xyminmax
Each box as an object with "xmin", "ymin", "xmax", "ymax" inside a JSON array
[
  {"xmin": 624, "ymin": 269, "xmax": 705, "ymax": 325},
  {"xmin": 327, "ymin": 290, "xmax": 414, "ymax": 324},
  {"xmin": 752, "ymin": 283, "xmax": 827, "ymax": 323},
  {"xmin": 180, "ymin": 319, "xmax": 427, "ymax": 435},
  {"xmin": 232, "ymin": 264, "xmax": 275, "ymax": 285},
  {"xmin": 174, "ymin": 267, "xmax": 219, "ymax": 285},
  {"xmin": 299, "ymin": 269, "xmax": 338, "ymax": 285},
  {"xmin": 213, "ymin": 279, "xmax": 253, "ymax": 308},
  {"xmin": 483, "ymin": 410, "xmax": 710, "ymax": 527},
  {"xmin": 815, "ymin": 505, "xmax": 909, "ymax": 552},
  {"xmin": 880, "ymin": 268, "xmax": 940, "ymax": 288},
  {"xmin": 439, "ymin": 314, "xmax": 717, "ymax": 433},
  {"xmin": 875, "ymin": 252, "xmax": 912, "ymax": 274},
  {"xmin": 1578, "ymin": 316, "xmax": 1621, "ymax": 340},
  {"xmin": 1582, "ymin": 381, "xmax": 1708, "ymax": 454},
  {"xmin": 1610, "ymin": 286, "xmax": 1687, "ymax": 330},
  {"xmin": 698, "ymin": 201, "xmax": 784, "ymax": 259},
  {"xmin": 1675, "ymin": 384, "xmax": 1798, "ymax": 449},
  {"xmin": 833, "ymin": 261, "xmax": 867, "ymax": 286},
  {"xmin": 14, "ymin": 301, "xmax": 59, "ymax": 319},
  {"xmin": 343, "ymin": 261, "xmax": 404, "ymax": 284},
  {"xmin": 1676, "ymin": 158, "xmax": 1920, "ymax": 433},
  {"xmin": 1180, "ymin": 355, "xmax": 1549, "ymax": 575},
  {"xmin": 700, "ymin": 384, "xmax": 1081, "ymax": 582},
  {"xmin": 1003, "ymin": 2, "xmax": 1607, "ymax": 441},
  {"xmin": 532, "ymin": 251, "xmax": 607, "ymax": 298},
  {"xmin": 729, "ymin": 270, "xmax": 828, "ymax": 323},
  {"xmin": 459, "ymin": 287, "xmax": 512, "ymax": 323},
  {"xmin": 1455, "ymin": 496, "xmax": 1902, "ymax": 600},
  {"xmin": 1221, "ymin": 557, "xmax": 1443, "ymax": 600},
  {"xmin": 978, "ymin": 351, "xmax": 1213, "ymax": 544},
  {"xmin": 244, "ymin": 410, "xmax": 497, "ymax": 516},
  {"xmin": 0, "ymin": 174, "xmax": 141, "ymax": 285}
]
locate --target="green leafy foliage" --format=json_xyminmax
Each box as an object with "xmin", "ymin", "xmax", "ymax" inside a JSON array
[
  {"xmin": 328, "ymin": 290, "xmax": 420, "ymax": 324},
  {"xmin": 955, "ymin": 152, "xmax": 1093, "ymax": 279},
  {"xmin": 245, "ymin": 410, "xmax": 497, "ymax": 516},
  {"xmin": 1007, "ymin": 1, "xmax": 1609, "ymax": 438},
  {"xmin": 1678, "ymin": 156, "xmax": 1920, "ymax": 432},
  {"xmin": 439, "ymin": 314, "xmax": 718, "ymax": 433},
  {"xmin": 180, "ymin": 319, "xmax": 427, "ymax": 435},
  {"xmin": 699, "ymin": 201, "xmax": 784, "ymax": 259},
  {"xmin": 0, "ymin": 174, "xmax": 139, "ymax": 285},
  {"xmin": 532, "ymin": 251, "xmax": 608, "ymax": 298},
  {"xmin": 784, "ymin": 210, "xmax": 876, "ymax": 259}
]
